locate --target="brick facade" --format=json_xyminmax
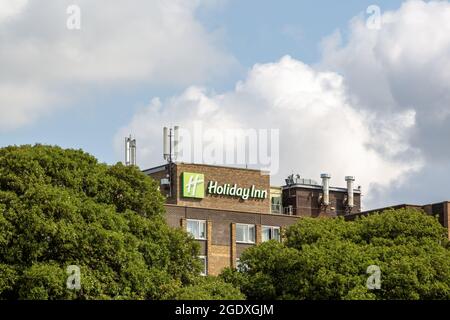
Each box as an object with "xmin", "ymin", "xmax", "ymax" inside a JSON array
[
  {"xmin": 145, "ymin": 163, "xmax": 366, "ymax": 275},
  {"xmin": 147, "ymin": 163, "xmax": 271, "ymax": 214},
  {"xmin": 166, "ymin": 204, "xmax": 299, "ymax": 275},
  {"xmin": 282, "ymin": 185, "xmax": 362, "ymax": 217},
  {"xmin": 230, "ymin": 223, "xmax": 237, "ymax": 270},
  {"xmin": 141, "ymin": 162, "xmax": 450, "ymax": 278}
]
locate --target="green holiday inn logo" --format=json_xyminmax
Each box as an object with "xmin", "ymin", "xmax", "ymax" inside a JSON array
[
  {"xmin": 182, "ymin": 172, "xmax": 205, "ymax": 199},
  {"xmin": 181, "ymin": 172, "xmax": 268, "ymax": 200}
]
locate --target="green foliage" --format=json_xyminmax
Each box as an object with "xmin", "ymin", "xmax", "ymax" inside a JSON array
[
  {"xmin": 0, "ymin": 145, "xmax": 203, "ymax": 300},
  {"xmin": 171, "ymin": 276, "xmax": 245, "ymax": 300},
  {"xmin": 18, "ymin": 262, "xmax": 68, "ymax": 300},
  {"xmin": 222, "ymin": 209, "xmax": 450, "ymax": 300}
]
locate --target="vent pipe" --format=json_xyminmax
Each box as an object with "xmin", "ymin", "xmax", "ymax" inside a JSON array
[
  {"xmin": 320, "ymin": 173, "xmax": 331, "ymax": 206},
  {"xmin": 345, "ymin": 176, "xmax": 355, "ymax": 208}
]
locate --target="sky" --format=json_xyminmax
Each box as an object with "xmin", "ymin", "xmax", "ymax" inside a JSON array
[{"xmin": 1, "ymin": 0, "xmax": 450, "ymax": 209}]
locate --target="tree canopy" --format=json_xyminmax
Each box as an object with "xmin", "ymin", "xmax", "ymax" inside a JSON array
[
  {"xmin": 221, "ymin": 208, "xmax": 450, "ymax": 300},
  {"xmin": 170, "ymin": 276, "xmax": 245, "ymax": 300},
  {"xmin": 3, "ymin": 145, "xmax": 449, "ymax": 300},
  {"xmin": 0, "ymin": 144, "xmax": 241, "ymax": 299}
]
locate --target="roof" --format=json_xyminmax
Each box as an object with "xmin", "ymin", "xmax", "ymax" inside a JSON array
[
  {"xmin": 282, "ymin": 183, "xmax": 362, "ymax": 194},
  {"xmin": 142, "ymin": 162, "xmax": 271, "ymax": 175},
  {"xmin": 142, "ymin": 164, "xmax": 167, "ymax": 175},
  {"xmin": 344, "ymin": 203, "xmax": 424, "ymax": 221}
]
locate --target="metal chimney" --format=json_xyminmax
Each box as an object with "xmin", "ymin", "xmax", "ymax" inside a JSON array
[
  {"xmin": 345, "ymin": 176, "xmax": 355, "ymax": 208},
  {"xmin": 320, "ymin": 173, "xmax": 331, "ymax": 206}
]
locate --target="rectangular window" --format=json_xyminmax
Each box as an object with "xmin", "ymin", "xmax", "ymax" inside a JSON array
[
  {"xmin": 271, "ymin": 196, "xmax": 282, "ymax": 214},
  {"xmin": 199, "ymin": 256, "xmax": 207, "ymax": 276},
  {"xmin": 187, "ymin": 220, "xmax": 207, "ymax": 240},
  {"xmin": 236, "ymin": 224, "xmax": 255, "ymax": 244},
  {"xmin": 262, "ymin": 226, "xmax": 281, "ymax": 242}
]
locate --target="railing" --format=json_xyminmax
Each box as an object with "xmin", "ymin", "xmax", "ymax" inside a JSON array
[
  {"xmin": 283, "ymin": 206, "xmax": 294, "ymax": 215},
  {"xmin": 271, "ymin": 204, "xmax": 282, "ymax": 214}
]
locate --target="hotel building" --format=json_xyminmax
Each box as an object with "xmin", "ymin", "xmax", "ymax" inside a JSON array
[
  {"xmin": 139, "ymin": 126, "xmax": 449, "ymax": 276},
  {"xmin": 144, "ymin": 162, "xmax": 362, "ymax": 276}
]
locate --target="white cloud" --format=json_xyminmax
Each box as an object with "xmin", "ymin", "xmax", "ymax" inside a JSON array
[
  {"xmin": 116, "ymin": 56, "xmax": 422, "ymax": 209},
  {"xmin": 319, "ymin": 0, "xmax": 450, "ymax": 206},
  {"xmin": 0, "ymin": 0, "xmax": 28, "ymax": 22},
  {"xmin": 5, "ymin": 0, "xmax": 449, "ymax": 209},
  {"xmin": 0, "ymin": 0, "xmax": 236, "ymax": 131},
  {"xmin": 0, "ymin": 83, "xmax": 60, "ymax": 130},
  {"xmin": 120, "ymin": 0, "xmax": 450, "ymax": 209}
]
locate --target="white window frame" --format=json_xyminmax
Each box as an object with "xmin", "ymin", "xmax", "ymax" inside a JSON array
[
  {"xmin": 199, "ymin": 256, "xmax": 207, "ymax": 276},
  {"xmin": 236, "ymin": 224, "xmax": 256, "ymax": 244},
  {"xmin": 262, "ymin": 226, "xmax": 281, "ymax": 242},
  {"xmin": 187, "ymin": 219, "xmax": 207, "ymax": 240}
]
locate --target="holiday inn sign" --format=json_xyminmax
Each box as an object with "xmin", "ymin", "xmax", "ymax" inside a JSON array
[
  {"xmin": 182, "ymin": 172, "xmax": 205, "ymax": 199},
  {"xmin": 182, "ymin": 172, "xmax": 268, "ymax": 201}
]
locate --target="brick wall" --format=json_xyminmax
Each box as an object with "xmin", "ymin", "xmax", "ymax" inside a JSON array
[
  {"xmin": 283, "ymin": 187, "xmax": 362, "ymax": 217},
  {"xmin": 209, "ymin": 245, "xmax": 231, "ymax": 275},
  {"xmin": 230, "ymin": 223, "xmax": 237, "ymax": 270},
  {"xmin": 173, "ymin": 163, "xmax": 271, "ymax": 214},
  {"xmin": 164, "ymin": 204, "xmax": 301, "ymax": 275}
]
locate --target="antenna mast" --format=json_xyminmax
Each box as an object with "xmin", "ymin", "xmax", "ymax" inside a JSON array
[
  {"xmin": 163, "ymin": 126, "xmax": 179, "ymax": 197},
  {"xmin": 125, "ymin": 135, "xmax": 137, "ymax": 166}
]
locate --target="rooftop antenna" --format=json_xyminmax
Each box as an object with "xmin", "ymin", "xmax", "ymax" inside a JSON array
[
  {"xmin": 163, "ymin": 126, "xmax": 180, "ymax": 197},
  {"xmin": 125, "ymin": 135, "xmax": 137, "ymax": 166}
]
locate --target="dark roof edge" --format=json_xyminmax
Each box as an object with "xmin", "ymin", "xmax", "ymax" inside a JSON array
[{"xmin": 142, "ymin": 162, "xmax": 270, "ymax": 174}]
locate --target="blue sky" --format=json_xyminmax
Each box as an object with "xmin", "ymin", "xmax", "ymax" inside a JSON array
[
  {"xmin": 198, "ymin": 0, "xmax": 404, "ymax": 67},
  {"xmin": 2, "ymin": 0, "xmax": 450, "ymax": 209},
  {"xmin": 0, "ymin": 0, "xmax": 403, "ymax": 164}
]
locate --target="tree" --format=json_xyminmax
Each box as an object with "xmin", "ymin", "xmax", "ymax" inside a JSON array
[
  {"xmin": 171, "ymin": 276, "xmax": 245, "ymax": 300},
  {"xmin": 221, "ymin": 209, "xmax": 450, "ymax": 300},
  {"xmin": 0, "ymin": 144, "xmax": 205, "ymax": 299}
]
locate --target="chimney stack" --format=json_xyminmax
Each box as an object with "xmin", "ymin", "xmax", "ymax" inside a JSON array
[
  {"xmin": 345, "ymin": 176, "xmax": 355, "ymax": 208},
  {"xmin": 320, "ymin": 173, "xmax": 331, "ymax": 206}
]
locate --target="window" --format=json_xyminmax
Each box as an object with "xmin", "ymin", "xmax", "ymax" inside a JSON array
[
  {"xmin": 199, "ymin": 256, "xmax": 207, "ymax": 276},
  {"xmin": 262, "ymin": 226, "xmax": 281, "ymax": 242},
  {"xmin": 271, "ymin": 196, "xmax": 282, "ymax": 214},
  {"xmin": 187, "ymin": 220, "xmax": 207, "ymax": 240},
  {"xmin": 236, "ymin": 224, "xmax": 255, "ymax": 244}
]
